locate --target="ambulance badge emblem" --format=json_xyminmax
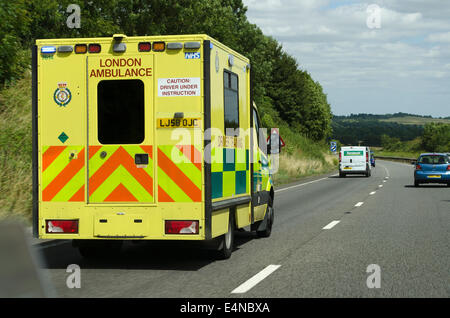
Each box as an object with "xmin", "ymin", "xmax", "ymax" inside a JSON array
[{"xmin": 53, "ymin": 82, "xmax": 72, "ymax": 107}]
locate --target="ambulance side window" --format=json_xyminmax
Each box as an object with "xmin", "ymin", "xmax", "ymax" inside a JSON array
[
  {"xmin": 224, "ymin": 70, "xmax": 239, "ymax": 136},
  {"xmin": 97, "ymin": 79, "xmax": 145, "ymax": 144},
  {"xmin": 253, "ymin": 108, "xmax": 260, "ymax": 146}
]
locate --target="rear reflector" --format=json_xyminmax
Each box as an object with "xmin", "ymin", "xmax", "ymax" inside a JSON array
[
  {"xmin": 74, "ymin": 44, "xmax": 87, "ymax": 54},
  {"xmin": 138, "ymin": 42, "xmax": 151, "ymax": 52},
  {"xmin": 152, "ymin": 42, "xmax": 165, "ymax": 52},
  {"xmin": 88, "ymin": 43, "xmax": 101, "ymax": 53},
  {"xmin": 165, "ymin": 221, "xmax": 199, "ymax": 235},
  {"xmin": 46, "ymin": 220, "xmax": 78, "ymax": 234}
]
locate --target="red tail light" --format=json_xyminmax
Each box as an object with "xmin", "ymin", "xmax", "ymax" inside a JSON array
[
  {"xmin": 138, "ymin": 42, "xmax": 151, "ymax": 52},
  {"xmin": 447, "ymin": 165, "xmax": 450, "ymax": 171},
  {"xmin": 366, "ymin": 152, "xmax": 369, "ymax": 162},
  {"xmin": 165, "ymin": 220, "xmax": 199, "ymax": 234},
  {"xmin": 416, "ymin": 164, "xmax": 422, "ymax": 170},
  {"xmin": 339, "ymin": 152, "xmax": 342, "ymax": 162},
  {"xmin": 88, "ymin": 43, "xmax": 101, "ymax": 53},
  {"xmin": 46, "ymin": 220, "xmax": 78, "ymax": 233}
]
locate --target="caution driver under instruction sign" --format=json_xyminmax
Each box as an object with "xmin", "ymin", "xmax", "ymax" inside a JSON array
[{"xmin": 158, "ymin": 77, "xmax": 201, "ymax": 97}]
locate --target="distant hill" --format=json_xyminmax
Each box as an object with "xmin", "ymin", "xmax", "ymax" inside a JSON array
[{"xmin": 331, "ymin": 112, "xmax": 449, "ymax": 146}]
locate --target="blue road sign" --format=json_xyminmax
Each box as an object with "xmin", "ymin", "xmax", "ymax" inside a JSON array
[{"xmin": 330, "ymin": 142, "xmax": 337, "ymax": 152}]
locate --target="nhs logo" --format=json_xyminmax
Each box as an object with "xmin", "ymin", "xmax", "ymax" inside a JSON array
[{"xmin": 185, "ymin": 52, "xmax": 201, "ymax": 59}]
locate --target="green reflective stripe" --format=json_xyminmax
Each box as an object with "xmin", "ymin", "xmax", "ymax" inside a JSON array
[
  {"xmin": 235, "ymin": 170, "xmax": 246, "ymax": 194},
  {"xmin": 211, "ymin": 172, "xmax": 223, "ymax": 199},
  {"xmin": 223, "ymin": 148, "xmax": 235, "ymax": 171},
  {"xmin": 344, "ymin": 151, "xmax": 363, "ymax": 156},
  {"xmin": 157, "ymin": 167, "xmax": 192, "ymax": 201},
  {"xmin": 42, "ymin": 146, "xmax": 83, "ymax": 189}
]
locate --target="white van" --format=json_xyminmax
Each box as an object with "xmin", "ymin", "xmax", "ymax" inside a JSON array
[{"xmin": 339, "ymin": 146, "xmax": 372, "ymax": 177}]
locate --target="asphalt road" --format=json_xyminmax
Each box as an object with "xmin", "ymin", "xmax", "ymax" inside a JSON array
[{"xmin": 34, "ymin": 160, "xmax": 449, "ymax": 298}]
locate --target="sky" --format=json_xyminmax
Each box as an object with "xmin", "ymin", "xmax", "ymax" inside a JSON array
[{"xmin": 242, "ymin": 0, "xmax": 450, "ymax": 117}]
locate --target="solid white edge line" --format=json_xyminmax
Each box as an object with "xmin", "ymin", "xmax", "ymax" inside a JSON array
[
  {"xmin": 231, "ymin": 265, "xmax": 281, "ymax": 294},
  {"xmin": 355, "ymin": 202, "xmax": 364, "ymax": 207},
  {"xmin": 275, "ymin": 174, "xmax": 338, "ymax": 193},
  {"xmin": 322, "ymin": 220, "xmax": 340, "ymax": 230}
]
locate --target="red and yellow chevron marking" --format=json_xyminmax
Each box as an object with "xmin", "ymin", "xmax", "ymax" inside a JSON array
[
  {"xmin": 157, "ymin": 145, "xmax": 202, "ymax": 202},
  {"xmin": 88, "ymin": 145, "xmax": 154, "ymax": 203},
  {"xmin": 41, "ymin": 144, "xmax": 202, "ymax": 203},
  {"xmin": 42, "ymin": 146, "xmax": 85, "ymax": 202}
]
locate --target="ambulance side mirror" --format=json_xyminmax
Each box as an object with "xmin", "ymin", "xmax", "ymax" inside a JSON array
[{"xmin": 267, "ymin": 132, "xmax": 281, "ymax": 155}]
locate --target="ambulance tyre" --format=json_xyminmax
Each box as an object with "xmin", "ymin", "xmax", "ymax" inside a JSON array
[
  {"xmin": 216, "ymin": 212, "xmax": 235, "ymax": 260},
  {"xmin": 77, "ymin": 240, "xmax": 122, "ymax": 259},
  {"xmin": 257, "ymin": 197, "xmax": 274, "ymax": 238},
  {"xmin": 339, "ymin": 171, "xmax": 346, "ymax": 178}
]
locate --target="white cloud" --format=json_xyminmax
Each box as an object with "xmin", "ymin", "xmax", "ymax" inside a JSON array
[
  {"xmin": 243, "ymin": 0, "xmax": 450, "ymax": 117},
  {"xmin": 427, "ymin": 32, "xmax": 450, "ymax": 43}
]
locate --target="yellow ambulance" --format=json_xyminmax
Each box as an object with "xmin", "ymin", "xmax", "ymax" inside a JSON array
[{"xmin": 32, "ymin": 34, "xmax": 279, "ymax": 259}]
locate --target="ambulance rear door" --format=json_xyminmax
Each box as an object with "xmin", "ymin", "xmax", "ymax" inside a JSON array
[{"xmin": 86, "ymin": 54, "xmax": 155, "ymax": 204}]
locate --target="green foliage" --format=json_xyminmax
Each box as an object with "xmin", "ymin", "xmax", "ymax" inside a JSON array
[
  {"xmin": 0, "ymin": 73, "xmax": 32, "ymax": 220},
  {"xmin": 421, "ymin": 123, "xmax": 450, "ymax": 152},
  {"xmin": 0, "ymin": 0, "xmax": 31, "ymax": 86},
  {"xmin": 333, "ymin": 117, "xmax": 424, "ymax": 146}
]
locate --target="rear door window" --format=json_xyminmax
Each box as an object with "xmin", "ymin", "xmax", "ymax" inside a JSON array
[
  {"xmin": 418, "ymin": 155, "xmax": 448, "ymax": 164},
  {"xmin": 97, "ymin": 79, "xmax": 145, "ymax": 144}
]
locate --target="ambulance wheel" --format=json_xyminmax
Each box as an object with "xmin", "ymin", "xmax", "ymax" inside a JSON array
[
  {"xmin": 77, "ymin": 240, "xmax": 122, "ymax": 259},
  {"xmin": 257, "ymin": 197, "xmax": 274, "ymax": 238},
  {"xmin": 339, "ymin": 172, "xmax": 346, "ymax": 178},
  {"xmin": 217, "ymin": 212, "xmax": 235, "ymax": 260}
]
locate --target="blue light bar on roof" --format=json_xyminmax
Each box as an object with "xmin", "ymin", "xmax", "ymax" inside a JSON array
[{"xmin": 41, "ymin": 46, "xmax": 56, "ymax": 54}]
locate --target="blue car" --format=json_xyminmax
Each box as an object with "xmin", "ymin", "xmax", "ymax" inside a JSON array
[
  {"xmin": 414, "ymin": 153, "xmax": 450, "ymax": 187},
  {"xmin": 370, "ymin": 151, "xmax": 375, "ymax": 167}
]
